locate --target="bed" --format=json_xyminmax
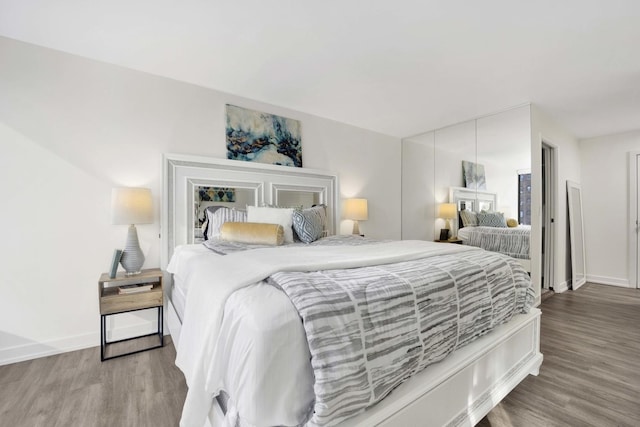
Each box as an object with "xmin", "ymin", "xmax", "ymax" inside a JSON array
[
  {"xmin": 450, "ymin": 187, "xmax": 531, "ymax": 273},
  {"xmin": 162, "ymin": 154, "xmax": 542, "ymax": 427}
]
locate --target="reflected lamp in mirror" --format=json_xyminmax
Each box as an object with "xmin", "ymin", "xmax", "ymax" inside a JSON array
[
  {"xmin": 438, "ymin": 203, "xmax": 457, "ymax": 240},
  {"xmin": 111, "ymin": 187, "xmax": 153, "ymax": 275},
  {"xmin": 344, "ymin": 198, "xmax": 368, "ymax": 235}
]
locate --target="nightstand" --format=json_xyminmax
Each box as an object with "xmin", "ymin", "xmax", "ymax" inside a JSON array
[
  {"xmin": 435, "ymin": 239, "xmax": 463, "ymax": 244},
  {"xmin": 98, "ymin": 268, "xmax": 164, "ymax": 361}
]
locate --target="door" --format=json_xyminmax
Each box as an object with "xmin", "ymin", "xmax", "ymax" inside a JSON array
[
  {"xmin": 636, "ymin": 155, "xmax": 640, "ymax": 288},
  {"xmin": 542, "ymin": 143, "xmax": 556, "ymax": 290}
]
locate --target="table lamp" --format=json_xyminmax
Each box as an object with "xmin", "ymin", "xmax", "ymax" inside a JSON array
[
  {"xmin": 438, "ymin": 203, "xmax": 457, "ymax": 240},
  {"xmin": 344, "ymin": 198, "xmax": 368, "ymax": 235},
  {"xmin": 111, "ymin": 187, "xmax": 153, "ymax": 275}
]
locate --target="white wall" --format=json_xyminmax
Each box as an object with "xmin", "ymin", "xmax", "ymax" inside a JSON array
[
  {"xmin": 401, "ymin": 132, "xmax": 435, "ymax": 240},
  {"xmin": 530, "ymin": 105, "xmax": 580, "ymax": 295},
  {"xmin": 0, "ymin": 37, "xmax": 400, "ymax": 364},
  {"xmin": 579, "ymin": 130, "xmax": 640, "ymax": 287}
]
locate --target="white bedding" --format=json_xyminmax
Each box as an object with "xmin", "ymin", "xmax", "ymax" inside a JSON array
[
  {"xmin": 458, "ymin": 225, "xmax": 531, "ymax": 241},
  {"xmin": 169, "ymin": 245, "xmax": 315, "ymax": 425},
  {"xmin": 168, "ymin": 240, "xmax": 474, "ymax": 427},
  {"xmin": 458, "ymin": 225, "xmax": 531, "ymax": 260}
]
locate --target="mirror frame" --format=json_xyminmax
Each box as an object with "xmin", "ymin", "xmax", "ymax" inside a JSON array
[{"xmin": 567, "ymin": 180, "xmax": 587, "ymax": 290}]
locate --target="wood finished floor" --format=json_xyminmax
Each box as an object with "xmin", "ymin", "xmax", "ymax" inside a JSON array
[
  {"xmin": 0, "ymin": 336, "xmax": 187, "ymax": 427},
  {"xmin": 480, "ymin": 283, "xmax": 640, "ymax": 427},
  {"xmin": 1, "ymin": 283, "xmax": 638, "ymax": 426}
]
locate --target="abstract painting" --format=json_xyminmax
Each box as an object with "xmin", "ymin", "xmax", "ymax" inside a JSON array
[
  {"xmin": 198, "ymin": 187, "xmax": 236, "ymax": 202},
  {"xmin": 226, "ymin": 104, "xmax": 302, "ymax": 167},
  {"xmin": 462, "ymin": 160, "xmax": 487, "ymax": 190}
]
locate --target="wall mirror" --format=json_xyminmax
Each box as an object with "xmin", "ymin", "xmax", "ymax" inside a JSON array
[
  {"xmin": 401, "ymin": 105, "xmax": 531, "ymax": 241},
  {"xmin": 191, "ymin": 185, "xmax": 327, "ymax": 242},
  {"xmin": 567, "ymin": 180, "xmax": 587, "ymax": 290}
]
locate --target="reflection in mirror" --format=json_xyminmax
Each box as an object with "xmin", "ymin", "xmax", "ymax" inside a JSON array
[
  {"xmin": 400, "ymin": 105, "xmax": 531, "ymax": 258},
  {"xmin": 276, "ymin": 190, "xmax": 321, "ymax": 208},
  {"xmin": 193, "ymin": 186, "xmax": 256, "ymax": 242},
  {"xmin": 567, "ymin": 181, "xmax": 586, "ymax": 290},
  {"xmin": 476, "ymin": 106, "xmax": 531, "ymax": 227},
  {"xmin": 193, "ymin": 186, "xmax": 327, "ymax": 242}
]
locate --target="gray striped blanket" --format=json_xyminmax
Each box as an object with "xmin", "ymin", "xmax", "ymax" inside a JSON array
[
  {"xmin": 270, "ymin": 249, "xmax": 534, "ymax": 426},
  {"xmin": 463, "ymin": 226, "xmax": 530, "ymax": 259}
]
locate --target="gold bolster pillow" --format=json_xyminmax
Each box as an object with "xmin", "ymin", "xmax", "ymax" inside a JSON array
[{"xmin": 220, "ymin": 222, "xmax": 284, "ymax": 246}]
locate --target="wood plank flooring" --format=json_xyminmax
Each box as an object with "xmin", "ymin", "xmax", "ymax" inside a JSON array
[
  {"xmin": 480, "ymin": 283, "xmax": 640, "ymax": 427},
  {"xmin": 0, "ymin": 337, "xmax": 187, "ymax": 427},
  {"xmin": 1, "ymin": 283, "xmax": 638, "ymax": 426}
]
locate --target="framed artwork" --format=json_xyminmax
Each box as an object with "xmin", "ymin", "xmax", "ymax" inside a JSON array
[
  {"xmin": 226, "ymin": 104, "xmax": 302, "ymax": 167},
  {"xmin": 462, "ymin": 160, "xmax": 487, "ymax": 190}
]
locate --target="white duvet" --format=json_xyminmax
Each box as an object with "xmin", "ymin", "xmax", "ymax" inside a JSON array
[{"xmin": 168, "ymin": 240, "xmax": 474, "ymax": 427}]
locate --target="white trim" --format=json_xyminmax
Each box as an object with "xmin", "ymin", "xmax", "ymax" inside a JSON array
[
  {"xmin": 541, "ymin": 142, "xmax": 558, "ymax": 292},
  {"xmin": 586, "ymin": 275, "xmax": 631, "ymax": 288},
  {"xmin": 0, "ymin": 320, "xmax": 170, "ymax": 366},
  {"xmin": 553, "ymin": 280, "xmax": 570, "ymax": 293},
  {"xmin": 627, "ymin": 151, "xmax": 640, "ymax": 289}
]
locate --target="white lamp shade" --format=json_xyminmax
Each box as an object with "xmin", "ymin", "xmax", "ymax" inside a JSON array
[
  {"xmin": 438, "ymin": 203, "xmax": 457, "ymax": 219},
  {"xmin": 111, "ymin": 187, "xmax": 153, "ymax": 225},
  {"xmin": 344, "ymin": 198, "xmax": 368, "ymax": 221}
]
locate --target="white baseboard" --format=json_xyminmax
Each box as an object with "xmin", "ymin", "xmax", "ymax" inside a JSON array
[
  {"xmin": 0, "ymin": 320, "xmax": 169, "ymax": 366},
  {"xmin": 0, "ymin": 331, "xmax": 97, "ymax": 366},
  {"xmin": 553, "ymin": 280, "xmax": 570, "ymax": 293},
  {"xmin": 586, "ymin": 275, "xmax": 631, "ymax": 288}
]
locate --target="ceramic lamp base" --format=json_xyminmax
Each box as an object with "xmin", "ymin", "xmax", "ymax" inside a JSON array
[{"xmin": 120, "ymin": 225, "xmax": 145, "ymax": 275}]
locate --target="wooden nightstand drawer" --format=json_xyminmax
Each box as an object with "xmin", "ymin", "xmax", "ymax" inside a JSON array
[{"xmin": 100, "ymin": 283, "xmax": 162, "ymax": 315}]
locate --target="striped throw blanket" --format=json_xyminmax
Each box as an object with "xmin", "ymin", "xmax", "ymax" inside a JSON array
[
  {"xmin": 270, "ymin": 249, "xmax": 534, "ymax": 426},
  {"xmin": 463, "ymin": 226, "xmax": 530, "ymax": 259}
]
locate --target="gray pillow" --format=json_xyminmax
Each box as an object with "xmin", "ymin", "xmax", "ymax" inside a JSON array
[
  {"xmin": 459, "ymin": 209, "xmax": 478, "ymax": 227},
  {"xmin": 206, "ymin": 207, "xmax": 247, "ymax": 240},
  {"xmin": 292, "ymin": 205, "xmax": 327, "ymax": 244},
  {"xmin": 477, "ymin": 211, "xmax": 507, "ymax": 228}
]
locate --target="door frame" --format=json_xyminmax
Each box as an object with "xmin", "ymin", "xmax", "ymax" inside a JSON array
[
  {"xmin": 542, "ymin": 142, "xmax": 557, "ymax": 291},
  {"xmin": 627, "ymin": 151, "xmax": 640, "ymax": 288}
]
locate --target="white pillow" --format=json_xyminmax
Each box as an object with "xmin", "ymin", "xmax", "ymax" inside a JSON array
[{"xmin": 247, "ymin": 206, "xmax": 295, "ymax": 243}]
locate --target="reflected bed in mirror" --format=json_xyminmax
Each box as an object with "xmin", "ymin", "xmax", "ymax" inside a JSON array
[{"xmin": 450, "ymin": 186, "xmax": 531, "ymax": 272}]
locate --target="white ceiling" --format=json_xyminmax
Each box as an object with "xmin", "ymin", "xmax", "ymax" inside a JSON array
[{"xmin": 1, "ymin": 0, "xmax": 639, "ymax": 139}]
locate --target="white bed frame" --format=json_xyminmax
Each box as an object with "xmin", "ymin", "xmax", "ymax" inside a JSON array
[
  {"xmin": 162, "ymin": 155, "xmax": 542, "ymax": 427},
  {"xmin": 450, "ymin": 186, "xmax": 531, "ymax": 273}
]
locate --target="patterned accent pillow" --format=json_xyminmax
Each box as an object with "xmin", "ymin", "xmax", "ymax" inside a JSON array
[
  {"xmin": 459, "ymin": 209, "xmax": 478, "ymax": 227},
  {"xmin": 477, "ymin": 211, "xmax": 507, "ymax": 227},
  {"xmin": 292, "ymin": 205, "xmax": 327, "ymax": 244},
  {"xmin": 207, "ymin": 207, "xmax": 248, "ymax": 240},
  {"xmin": 202, "ymin": 206, "xmax": 224, "ymax": 240}
]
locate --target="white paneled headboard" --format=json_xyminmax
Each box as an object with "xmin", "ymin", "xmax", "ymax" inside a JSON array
[
  {"xmin": 449, "ymin": 186, "xmax": 498, "ymax": 213},
  {"xmin": 162, "ymin": 154, "xmax": 339, "ymax": 267}
]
